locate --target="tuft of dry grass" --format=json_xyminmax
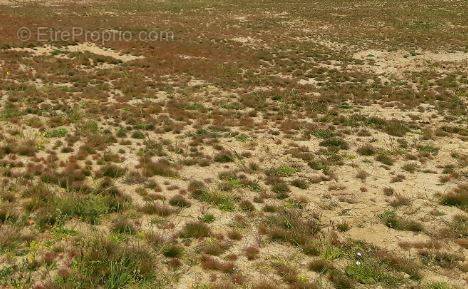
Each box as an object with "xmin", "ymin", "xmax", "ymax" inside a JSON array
[{"xmin": 441, "ymin": 184, "xmax": 467, "ymax": 211}]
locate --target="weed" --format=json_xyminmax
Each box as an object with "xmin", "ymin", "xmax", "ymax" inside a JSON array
[
  {"xmin": 162, "ymin": 244, "xmax": 184, "ymax": 258},
  {"xmin": 262, "ymin": 209, "xmax": 320, "ymax": 248},
  {"xmin": 319, "ymin": 138, "xmax": 349, "ymax": 150},
  {"xmin": 328, "ymin": 269, "xmax": 354, "ymax": 289},
  {"xmin": 169, "ymin": 195, "xmax": 191, "ymax": 208},
  {"xmin": 180, "ymin": 222, "xmax": 211, "ymax": 239},
  {"xmin": 440, "ymin": 184, "xmax": 467, "ymax": 211},
  {"xmin": 337, "ymin": 222, "xmax": 350, "ymax": 232},
  {"xmin": 55, "ymin": 236, "xmax": 158, "ymax": 288},
  {"xmin": 239, "ymin": 200, "xmax": 255, "ymax": 212},
  {"xmin": 98, "ymin": 164, "xmax": 126, "ymax": 178},
  {"xmin": 308, "ymin": 259, "xmax": 334, "ymax": 273},
  {"xmin": 140, "ymin": 203, "xmax": 174, "ymax": 217},
  {"xmin": 199, "ymin": 214, "xmax": 215, "ymax": 223},
  {"xmin": 45, "ymin": 128, "xmax": 68, "ymax": 138},
  {"xmin": 244, "ymin": 246, "xmax": 260, "ymax": 260},
  {"xmin": 214, "ymin": 151, "xmax": 234, "ymax": 163},
  {"xmin": 227, "ymin": 229, "xmax": 243, "ymax": 241},
  {"xmin": 345, "ymin": 260, "xmax": 400, "ymax": 286},
  {"xmin": 418, "ymin": 249, "xmax": 463, "ymax": 269},
  {"xmin": 201, "ymin": 255, "xmax": 235, "ymax": 273},
  {"xmin": 111, "ymin": 216, "xmax": 137, "ymax": 234},
  {"xmin": 389, "ymin": 194, "xmax": 411, "ymax": 207},
  {"xmin": 375, "ymin": 153, "xmax": 395, "ymax": 166},
  {"xmin": 192, "ymin": 190, "xmax": 236, "ymax": 211},
  {"xmin": 383, "ymin": 187, "xmax": 395, "ymax": 196},
  {"xmin": 291, "ymin": 178, "xmax": 309, "ymax": 189},
  {"xmin": 380, "ymin": 211, "xmax": 423, "ymax": 232},
  {"xmin": 199, "ymin": 238, "xmax": 230, "ymax": 256},
  {"xmin": 139, "ymin": 157, "xmax": 178, "ymax": 178}
]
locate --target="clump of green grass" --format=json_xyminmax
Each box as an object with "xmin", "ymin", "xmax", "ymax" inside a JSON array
[
  {"xmin": 261, "ymin": 209, "xmax": 320, "ymax": 249},
  {"xmin": 199, "ymin": 213, "xmax": 215, "ymax": 223},
  {"xmin": 55, "ymin": 236, "xmax": 159, "ymax": 288},
  {"xmin": 180, "ymin": 221, "xmax": 211, "ymax": 238},
  {"xmin": 319, "ymin": 137, "xmax": 349, "ymax": 150},
  {"xmin": 45, "ymin": 127, "xmax": 68, "ymax": 138},
  {"xmin": 192, "ymin": 190, "xmax": 236, "ymax": 211},
  {"xmin": 345, "ymin": 260, "xmax": 401, "ymax": 286},
  {"xmin": 380, "ymin": 210, "xmax": 423, "ymax": 232},
  {"xmin": 342, "ymin": 241, "xmax": 421, "ymax": 281},
  {"xmin": 30, "ymin": 192, "xmax": 125, "ymax": 227},
  {"xmin": 268, "ymin": 165, "xmax": 299, "ymax": 177},
  {"xmin": 131, "ymin": 130, "xmax": 145, "ymax": 139},
  {"xmin": 312, "ymin": 129, "xmax": 335, "ymax": 139},
  {"xmin": 337, "ymin": 222, "xmax": 350, "ymax": 232},
  {"xmin": 418, "ymin": 144, "xmax": 439, "ymax": 156},
  {"xmin": 357, "ymin": 144, "xmax": 377, "ymax": 156}
]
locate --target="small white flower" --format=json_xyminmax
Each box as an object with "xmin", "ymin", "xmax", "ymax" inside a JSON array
[{"xmin": 356, "ymin": 261, "xmax": 361, "ymax": 265}]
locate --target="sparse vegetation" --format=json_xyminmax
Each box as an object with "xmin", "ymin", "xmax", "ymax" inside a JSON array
[{"xmin": 0, "ymin": 0, "xmax": 465, "ymax": 288}]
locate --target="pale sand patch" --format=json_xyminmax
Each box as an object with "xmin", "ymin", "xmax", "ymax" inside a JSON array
[
  {"xmin": 67, "ymin": 42, "xmax": 143, "ymax": 62},
  {"xmin": 232, "ymin": 15, "xmax": 248, "ymax": 22},
  {"xmin": 178, "ymin": 54, "xmax": 207, "ymax": 60},
  {"xmin": 347, "ymin": 224, "xmax": 429, "ymax": 250},
  {"xmin": 187, "ymin": 78, "xmax": 206, "ymax": 87},
  {"xmin": 230, "ymin": 36, "xmax": 268, "ymax": 49},
  {"xmin": 298, "ymin": 78, "xmax": 319, "ymax": 86},
  {"xmin": 11, "ymin": 42, "xmax": 143, "ymax": 62},
  {"xmin": 353, "ymin": 49, "xmax": 468, "ymax": 77}
]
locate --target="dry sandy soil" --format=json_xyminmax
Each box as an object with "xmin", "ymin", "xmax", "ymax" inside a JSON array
[{"xmin": 0, "ymin": 1, "xmax": 467, "ymax": 289}]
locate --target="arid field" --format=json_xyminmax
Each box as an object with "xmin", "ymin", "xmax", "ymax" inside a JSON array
[{"xmin": 0, "ymin": 1, "xmax": 467, "ymax": 288}]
